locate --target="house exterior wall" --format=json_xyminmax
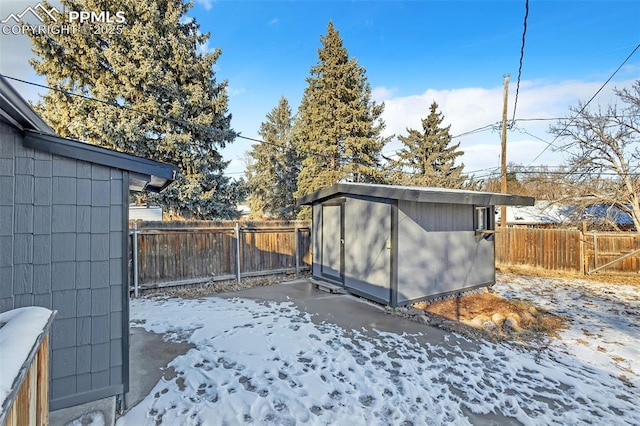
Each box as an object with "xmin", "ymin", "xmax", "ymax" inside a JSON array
[
  {"xmin": 396, "ymin": 200, "xmax": 494, "ymax": 304},
  {"xmin": 343, "ymin": 197, "xmax": 391, "ymax": 303},
  {"xmin": 0, "ymin": 119, "xmax": 128, "ymax": 410}
]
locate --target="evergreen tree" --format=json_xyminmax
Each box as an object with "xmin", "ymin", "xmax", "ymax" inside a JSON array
[
  {"xmin": 246, "ymin": 97, "xmax": 300, "ymax": 219},
  {"xmin": 389, "ymin": 101, "xmax": 466, "ymax": 188},
  {"xmin": 27, "ymin": 0, "xmax": 242, "ymax": 218},
  {"xmin": 294, "ymin": 21, "xmax": 389, "ymax": 203}
]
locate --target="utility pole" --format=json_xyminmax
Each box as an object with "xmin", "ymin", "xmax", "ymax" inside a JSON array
[{"xmin": 500, "ymin": 74, "xmax": 510, "ymax": 228}]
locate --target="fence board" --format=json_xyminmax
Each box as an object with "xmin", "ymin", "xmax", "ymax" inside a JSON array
[
  {"xmin": 496, "ymin": 227, "xmax": 640, "ymax": 274},
  {"xmin": 131, "ymin": 221, "xmax": 640, "ymax": 291},
  {"xmin": 130, "ymin": 221, "xmax": 312, "ymax": 289},
  {"xmin": 585, "ymin": 232, "xmax": 640, "ymax": 273}
]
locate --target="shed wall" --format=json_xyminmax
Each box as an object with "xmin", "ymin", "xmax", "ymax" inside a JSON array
[
  {"xmin": 396, "ymin": 200, "xmax": 494, "ymax": 304},
  {"xmin": 0, "ymin": 120, "xmax": 127, "ymax": 410}
]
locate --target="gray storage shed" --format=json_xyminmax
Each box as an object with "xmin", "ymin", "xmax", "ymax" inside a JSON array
[
  {"xmin": 0, "ymin": 76, "xmax": 178, "ymax": 410},
  {"xmin": 298, "ymin": 183, "xmax": 534, "ymax": 306}
]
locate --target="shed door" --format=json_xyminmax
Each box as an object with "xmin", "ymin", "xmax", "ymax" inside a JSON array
[
  {"xmin": 321, "ymin": 203, "xmax": 344, "ymax": 282},
  {"xmin": 343, "ymin": 200, "xmax": 392, "ymax": 304}
]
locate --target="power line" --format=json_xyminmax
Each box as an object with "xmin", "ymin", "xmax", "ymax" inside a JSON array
[
  {"xmin": 9, "ymin": 72, "xmax": 638, "ymax": 181},
  {"xmin": 452, "ymin": 123, "xmax": 498, "ymax": 138},
  {"xmin": 2, "ymin": 74, "xmax": 203, "ymax": 135},
  {"xmin": 525, "ymin": 42, "xmax": 640, "ymax": 167},
  {"xmin": 514, "ymin": 126, "xmax": 555, "ymax": 147},
  {"xmin": 515, "ymin": 115, "xmax": 640, "ymax": 122},
  {"xmin": 6, "ymin": 73, "xmax": 509, "ymax": 175},
  {"xmin": 465, "ymin": 168, "xmax": 640, "ymax": 180},
  {"xmin": 511, "ymin": 0, "xmax": 529, "ymax": 125},
  {"xmin": 0, "ymin": 73, "xmax": 367, "ymax": 167}
]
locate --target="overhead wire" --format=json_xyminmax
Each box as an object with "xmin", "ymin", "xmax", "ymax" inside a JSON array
[
  {"xmin": 10, "ymin": 68, "xmax": 638, "ymax": 182},
  {"xmin": 511, "ymin": 0, "xmax": 529, "ymax": 126},
  {"xmin": 515, "ymin": 115, "xmax": 640, "ymax": 122},
  {"xmin": 524, "ymin": 42, "xmax": 640, "ymax": 167},
  {"xmin": 1, "ymin": 73, "xmax": 371, "ymax": 168},
  {"xmin": 2, "ymin": 74, "xmax": 198, "ymax": 133},
  {"xmin": 514, "ymin": 126, "xmax": 555, "ymax": 148},
  {"xmin": 2, "ymin": 73, "xmax": 505, "ymax": 176}
]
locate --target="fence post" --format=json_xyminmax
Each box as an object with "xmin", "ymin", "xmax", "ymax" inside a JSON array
[
  {"xmin": 132, "ymin": 222, "xmax": 139, "ymax": 298},
  {"xmin": 580, "ymin": 222, "xmax": 586, "ymax": 274},
  {"xmin": 593, "ymin": 231, "xmax": 598, "ymax": 271},
  {"xmin": 235, "ymin": 222, "xmax": 241, "ymax": 283},
  {"xmin": 294, "ymin": 226, "xmax": 300, "ymax": 275}
]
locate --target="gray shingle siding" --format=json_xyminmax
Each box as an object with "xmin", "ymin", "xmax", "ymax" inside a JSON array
[{"xmin": 0, "ymin": 119, "xmax": 128, "ymax": 410}]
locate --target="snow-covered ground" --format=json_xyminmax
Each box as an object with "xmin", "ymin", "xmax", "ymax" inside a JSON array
[
  {"xmin": 118, "ymin": 275, "xmax": 640, "ymax": 425},
  {"xmin": 495, "ymin": 274, "xmax": 640, "ymax": 387}
]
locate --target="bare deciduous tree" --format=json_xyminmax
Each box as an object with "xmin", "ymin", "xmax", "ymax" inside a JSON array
[{"xmin": 550, "ymin": 81, "xmax": 640, "ymax": 232}]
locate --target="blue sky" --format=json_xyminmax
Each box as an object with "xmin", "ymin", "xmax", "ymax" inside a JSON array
[{"xmin": 1, "ymin": 0, "xmax": 639, "ymax": 180}]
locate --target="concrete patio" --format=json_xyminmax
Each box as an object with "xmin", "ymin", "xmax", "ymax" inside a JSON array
[{"xmin": 51, "ymin": 279, "xmax": 512, "ymax": 425}]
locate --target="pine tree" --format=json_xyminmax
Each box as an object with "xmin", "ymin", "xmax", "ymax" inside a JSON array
[
  {"xmin": 246, "ymin": 97, "xmax": 300, "ymax": 219},
  {"xmin": 27, "ymin": 0, "xmax": 242, "ymax": 218},
  {"xmin": 294, "ymin": 21, "xmax": 389, "ymax": 203},
  {"xmin": 389, "ymin": 101, "xmax": 466, "ymax": 188}
]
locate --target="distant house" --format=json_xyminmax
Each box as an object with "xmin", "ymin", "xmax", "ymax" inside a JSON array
[
  {"xmin": 0, "ymin": 76, "xmax": 179, "ymax": 411},
  {"xmin": 582, "ymin": 204, "xmax": 635, "ymax": 231},
  {"xmin": 496, "ymin": 201, "xmax": 572, "ymax": 228},
  {"xmin": 496, "ymin": 202, "xmax": 636, "ymax": 231},
  {"xmin": 129, "ymin": 204, "xmax": 163, "ymax": 221},
  {"xmin": 236, "ymin": 203, "xmax": 251, "ymax": 218},
  {"xmin": 298, "ymin": 183, "xmax": 534, "ymax": 306}
]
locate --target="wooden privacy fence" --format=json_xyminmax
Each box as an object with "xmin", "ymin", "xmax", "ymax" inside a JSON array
[
  {"xmin": 129, "ymin": 221, "xmax": 312, "ymax": 293},
  {"xmin": 495, "ymin": 227, "xmax": 640, "ymax": 274}
]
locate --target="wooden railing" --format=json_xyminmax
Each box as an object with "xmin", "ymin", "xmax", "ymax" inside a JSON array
[{"xmin": 0, "ymin": 307, "xmax": 55, "ymax": 426}]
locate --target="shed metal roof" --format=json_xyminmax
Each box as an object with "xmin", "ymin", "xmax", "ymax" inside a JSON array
[
  {"xmin": 0, "ymin": 75, "xmax": 178, "ymax": 192},
  {"xmin": 297, "ymin": 182, "xmax": 535, "ymax": 206}
]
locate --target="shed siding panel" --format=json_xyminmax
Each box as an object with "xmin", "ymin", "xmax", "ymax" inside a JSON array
[
  {"xmin": 397, "ymin": 200, "xmax": 494, "ymax": 303},
  {"xmin": 343, "ymin": 197, "xmax": 391, "ymax": 302},
  {"xmin": 312, "ymin": 204, "xmax": 321, "ymax": 277},
  {"xmin": 0, "ymin": 120, "xmax": 127, "ymax": 410},
  {"xmin": 320, "ymin": 204, "xmax": 342, "ymax": 279}
]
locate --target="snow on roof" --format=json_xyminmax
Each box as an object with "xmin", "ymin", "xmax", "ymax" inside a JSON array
[
  {"xmin": 496, "ymin": 202, "xmax": 635, "ymax": 226},
  {"xmin": 584, "ymin": 205, "xmax": 634, "ymax": 225},
  {"xmin": 495, "ymin": 201, "xmax": 573, "ymax": 224}
]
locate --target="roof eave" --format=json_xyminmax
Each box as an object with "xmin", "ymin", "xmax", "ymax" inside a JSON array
[
  {"xmin": 0, "ymin": 76, "xmax": 53, "ymax": 133},
  {"xmin": 24, "ymin": 131, "xmax": 179, "ymax": 193},
  {"xmin": 297, "ymin": 183, "xmax": 535, "ymax": 207}
]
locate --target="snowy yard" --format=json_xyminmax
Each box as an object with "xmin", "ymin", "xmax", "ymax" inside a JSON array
[{"xmin": 118, "ymin": 274, "xmax": 640, "ymax": 425}]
